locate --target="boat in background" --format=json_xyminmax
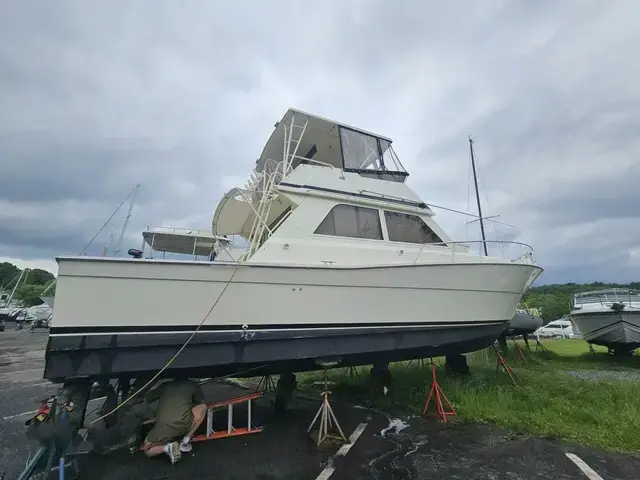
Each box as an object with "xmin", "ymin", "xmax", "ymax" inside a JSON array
[
  {"xmin": 0, "ymin": 269, "xmax": 30, "ymax": 319},
  {"xmin": 506, "ymin": 306, "xmax": 543, "ymax": 336},
  {"xmin": 569, "ymin": 288, "xmax": 640, "ymax": 355},
  {"xmin": 44, "ymin": 108, "xmax": 542, "ymax": 385}
]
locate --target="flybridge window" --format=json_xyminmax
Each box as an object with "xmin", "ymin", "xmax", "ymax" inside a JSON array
[
  {"xmin": 384, "ymin": 211, "xmax": 445, "ymax": 245},
  {"xmin": 339, "ymin": 127, "xmax": 407, "ymax": 175},
  {"xmin": 315, "ymin": 204, "xmax": 383, "ymax": 240}
]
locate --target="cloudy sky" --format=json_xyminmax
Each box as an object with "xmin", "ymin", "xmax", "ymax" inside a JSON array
[{"xmin": 1, "ymin": 1, "xmax": 638, "ymax": 285}]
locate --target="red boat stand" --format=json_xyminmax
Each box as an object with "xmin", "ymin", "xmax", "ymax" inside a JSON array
[
  {"xmin": 492, "ymin": 345, "xmax": 519, "ymax": 386},
  {"xmin": 422, "ymin": 362, "xmax": 456, "ymax": 422}
]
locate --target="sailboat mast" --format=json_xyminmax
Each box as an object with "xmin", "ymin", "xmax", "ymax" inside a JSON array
[
  {"xmin": 114, "ymin": 184, "xmax": 140, "ymax": 257},
  {"xmin": 468, "ymin": 136, "xmax": 488, "ymax": 256},
  {"xmin": 7, "ymin": 268, "xmax": 28, "ymax": 305}
]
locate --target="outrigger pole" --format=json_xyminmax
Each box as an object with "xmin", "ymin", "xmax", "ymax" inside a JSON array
[{"xmin": 468, "ymin": 136, "xmax": 488, "ymax": 256}]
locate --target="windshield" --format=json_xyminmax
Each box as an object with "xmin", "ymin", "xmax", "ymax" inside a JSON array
[{"xmin": 339, "ymin": 127, "xmax": 407, "ymax": 174}]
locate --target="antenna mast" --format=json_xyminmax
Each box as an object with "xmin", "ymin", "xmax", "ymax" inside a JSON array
[{"xmin": 468, "ymin": 137, "xmax": 488, "ymax": 256}]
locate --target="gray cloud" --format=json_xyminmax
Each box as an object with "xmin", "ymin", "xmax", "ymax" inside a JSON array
[{"xmin": 1, "ymin": 0, "xmax": 639, "ymax": 284}]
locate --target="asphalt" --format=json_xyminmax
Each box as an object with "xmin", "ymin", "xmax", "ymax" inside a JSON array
[{"xmin": 1, "ymin": 325, "xmax": 639, "ymax": 479}]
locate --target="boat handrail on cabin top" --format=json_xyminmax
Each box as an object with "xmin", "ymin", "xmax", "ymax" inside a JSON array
[
  {"xmin": 573, "ymin": 288, "xmax": 640, "ymax": 309},
  {"xmin": 412, "ymin": 239, "xmax": 536, "ymax": 265},
  {"xmin": 146, "ymin": 225, "xmax": 217, "ymax": 238}
]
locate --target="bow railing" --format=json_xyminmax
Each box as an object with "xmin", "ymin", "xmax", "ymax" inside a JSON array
[{"xmin": 412, "ymin": 240, "xmax": 536, "ymax": 265}]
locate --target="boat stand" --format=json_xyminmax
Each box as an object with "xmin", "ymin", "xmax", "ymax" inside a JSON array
[
  {"xmin": 534, "ymin": 338, "xmax": 549, "ymax": 354},
  {"xmin": 492, "ymin": 345, "xmax": 519, "ymax": 386},
  {"xmin": 140, "ymin": 391, "xmax": 264, "ymax": 449},
  {"xmin": 255, "ymin": 374, "xmax": 277, "ymax": 393},
  {"xmin": 511, "ymin": 339, "xmax": 530, "ymax": 365},
  {"xmin": 343, "ymin": 365, "xmax": 359, "ymax": 378},
  {"xmin": 406, "ymin": 358, "xmax": 426, "ymax": 368},
  {"xmin": 422, "ymin": 360, "xmax": 456, "ymax": 422},
  {"xmin": 307, "ymin": 368, "xmax": 346, "ymax": 445}
]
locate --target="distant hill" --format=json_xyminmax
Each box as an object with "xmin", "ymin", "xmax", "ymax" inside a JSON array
[{"xmin": 524, "ymin": 281, "xmax": 640, "ymax": 321}]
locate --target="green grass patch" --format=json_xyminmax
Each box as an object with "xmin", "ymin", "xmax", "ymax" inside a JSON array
[{"xmin": 297, "ymin": 339, "xmax": 640, "ymax": 454}]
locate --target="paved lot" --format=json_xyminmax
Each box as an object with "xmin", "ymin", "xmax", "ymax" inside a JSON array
[{"xmin": 1, "ymin": 325, "xmax": 639, "ymax": 479}]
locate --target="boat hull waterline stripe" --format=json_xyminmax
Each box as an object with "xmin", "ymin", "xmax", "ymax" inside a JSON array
[{"xmin": 49, "ymin": 319, "xmax": 505, "ymax": 335}]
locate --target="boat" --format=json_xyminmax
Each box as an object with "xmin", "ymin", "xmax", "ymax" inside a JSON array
[
  {"xmin": 569, "ymin": 288, "xmax": 640, "ymax": 355},
  {"xmin": 0, "ymin": 269, "xmax": 29, "ymax": 319},
  {"xmin": 507, "ymin": 306, "xmax": 543, "ymax": 336},
  {"xmin": 44, "ymin": 108, "xmax": 542, "ymax": 384},
  {"xmin": 534, "ymin": 317, "xmax": 576, "ymax": 339}
]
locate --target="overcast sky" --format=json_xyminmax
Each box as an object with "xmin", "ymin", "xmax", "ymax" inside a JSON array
[{"xmin": 1, "ymin": 1, "xmax": 638, "ymax": 285}]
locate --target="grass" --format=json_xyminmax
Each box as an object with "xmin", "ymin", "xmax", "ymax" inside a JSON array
[{"xmin": 297, "ymin": 339, "xmax": 640, "ymax": 454}]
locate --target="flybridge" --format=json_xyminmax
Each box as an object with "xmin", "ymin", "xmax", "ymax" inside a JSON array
[{"xmin": 255, "ymin": 108, "xmax": 408, "ymax": 182}]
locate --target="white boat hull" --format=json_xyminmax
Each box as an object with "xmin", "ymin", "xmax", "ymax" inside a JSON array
[
  {"xmin": 570, "ymin": 310, "xmax": 640, "ymax": 350},
  {"xmin": 44, "ymin": 256, "xmax": 541, "ymax": 382}
]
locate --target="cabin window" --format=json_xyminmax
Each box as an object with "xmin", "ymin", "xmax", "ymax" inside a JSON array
[
  {"xmin": 383, "ymin": 211, "xmax": 444, "ymax": 245},
  {"xmin": 315, "ymin": 204, "xmax": 383, "ymax": 240}
]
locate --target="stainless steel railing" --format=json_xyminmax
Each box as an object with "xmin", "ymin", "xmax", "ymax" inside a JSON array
[{"xmin": 412, "ymin": 239, "xmax": 535, "ymax": 264}]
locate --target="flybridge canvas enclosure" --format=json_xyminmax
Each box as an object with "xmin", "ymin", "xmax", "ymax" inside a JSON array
[{"xmin": 255, "ymin": 108, "xmax": 408, "ymax": 180}]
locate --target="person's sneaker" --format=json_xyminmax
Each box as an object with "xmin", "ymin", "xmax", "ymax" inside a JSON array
[
  {"xmin": 180, "ymin": 441, "xmax": 193, "ymax": 453},
  {"xmin": 166, "ymin": 441, "xmax": 182, "ymax": 464}
]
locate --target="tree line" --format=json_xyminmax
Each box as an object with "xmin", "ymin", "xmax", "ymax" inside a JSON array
[
  {"xmin": 523, "ymin": 281, "xmax": 640, "ymax": 321},
  {"xmin": 0, "ymin": 262, "xmax": 56, "ymax": 307}
]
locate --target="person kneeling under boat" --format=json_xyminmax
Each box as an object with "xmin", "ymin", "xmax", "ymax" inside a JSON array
[{"xmin": 143, "ymin": 378, "xmax": 207, "ymax": 464}]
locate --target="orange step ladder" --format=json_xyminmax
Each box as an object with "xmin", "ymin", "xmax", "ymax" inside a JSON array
[
  {"xmin": 140, "ymin": 391, "xmax": 264, "ymax": 448},
  {"xmin": 193, "ymin": 391, "xmax": 264, "ymax": 442}
]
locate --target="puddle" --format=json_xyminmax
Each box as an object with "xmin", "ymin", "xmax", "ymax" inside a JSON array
[{"xmin": 380, "ymin": 418, "xmax": 409, "ymax": 437}]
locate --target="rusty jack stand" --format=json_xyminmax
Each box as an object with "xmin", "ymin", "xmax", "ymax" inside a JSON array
[
  {"xmin": 422, "ymin": 360, "xmax": 456, "ymax": 422},
  {"xmin": 307, "ymin": 368, "xmax": 346, "ymax": 445},
  {"xmin": 492, "ymin": 345, "xmax": 519, "ymax": 386}
]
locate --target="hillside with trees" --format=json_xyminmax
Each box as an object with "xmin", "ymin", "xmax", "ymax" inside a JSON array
[
  {"xmin": 523, "ymin": 281, "xmax": 640, "ymax": 321},
  {"xmin": 0, "ymin": 262, "xmax": 56, "ymax": 307}
]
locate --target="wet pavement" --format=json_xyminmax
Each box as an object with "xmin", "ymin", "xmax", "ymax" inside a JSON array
[
  {"xmin": 332, "ymin": 418, "xmax": 640, "ymax": 480},
  {"xmin": 1, "ymin": 325, "xmax": 639, "ymax": 479}
]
